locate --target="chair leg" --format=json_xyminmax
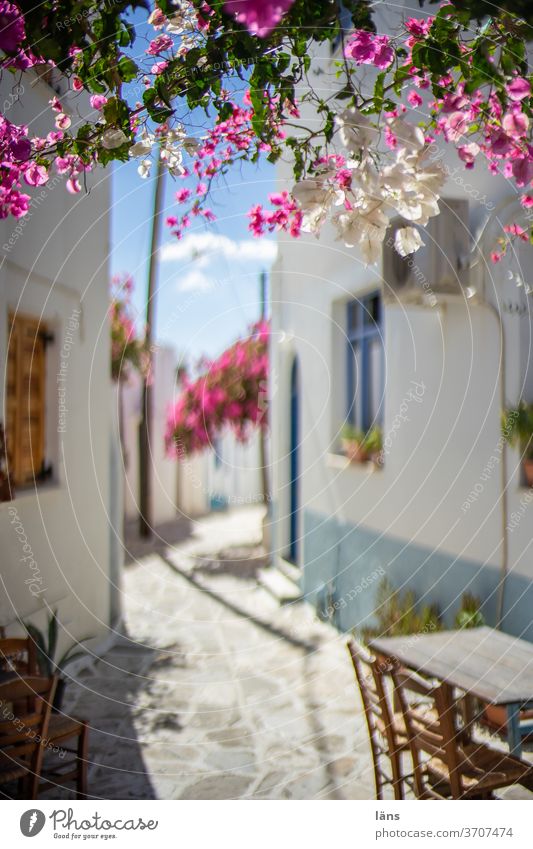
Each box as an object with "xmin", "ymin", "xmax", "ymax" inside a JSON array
[
  {"xmin": 76, "ymin": 723, "xmax": 89, "ymax": 799},
  {"xmin": 390, "ymin": 750, "xmax": 405, "ymax": 800}
]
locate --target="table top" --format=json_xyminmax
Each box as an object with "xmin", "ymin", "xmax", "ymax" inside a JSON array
[{"xmin": 369, "ymin": 626, "xmax": 533, "ymax": 705}]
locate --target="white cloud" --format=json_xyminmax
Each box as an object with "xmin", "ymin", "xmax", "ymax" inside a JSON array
[
  {"xmin": 160, "ymin": 232, "xmax": 278, "ymax": 265},
  {"xmin": 178, "ymin": 268, "xmax": 213, "ymax": 292}
]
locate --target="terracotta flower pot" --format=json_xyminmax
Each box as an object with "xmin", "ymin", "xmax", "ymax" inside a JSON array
[
  {"xmin": 342, "ymin": 439, "xmax": 368, "ymax": 463},
  {"xmin": 483, "ymin": 703, "xmax": 533, "ymax": 733},
  {"xmin": 523, "ymin": 459, "xmax": 533, "ymax": 488}
]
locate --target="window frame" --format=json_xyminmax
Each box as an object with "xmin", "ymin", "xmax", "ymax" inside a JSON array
[
  {"xmin": 346, "ymin": 291, "xmax": 384, "ymax": 432},
  {"xmin": 6, "ymin": 312, "xmax": 50, "ymax": 489}
]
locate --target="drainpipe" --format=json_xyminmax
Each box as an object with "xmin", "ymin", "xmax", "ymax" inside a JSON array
[{"xmin": 469, "ymin": 197, "xmax": 515, "ymax": 628}]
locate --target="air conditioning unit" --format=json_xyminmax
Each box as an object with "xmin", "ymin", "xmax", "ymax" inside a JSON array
[{"xmin": 382, "ymin": 199, "xmax": 471, "ymax": 305}]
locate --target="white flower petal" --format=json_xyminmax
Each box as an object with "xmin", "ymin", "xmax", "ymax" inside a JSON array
[
  {"xmin": 137, "ymin": 159, "xmax": 152, "ymax": 179},
  {"xmin": 394, "ymin": 226, "xmax": 424, "ymax": 257},
  {"xmin": 102, "ymin": 128, "xmax": 128, "ymax": 150}
]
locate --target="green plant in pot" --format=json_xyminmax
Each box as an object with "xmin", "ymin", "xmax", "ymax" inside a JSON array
[
  {"xmin": 454, "ymin": 593, "xmax": 485, "ymax": 630},
  {"xmin": 341, "ymin": 423, "xmax": 369, "ymax": 463},
  {"xmin": 341, "ymin": 423, "xmax": 383, "ymax": 465},
  {"xmin": 365, "ymin": 425, "xmax": 383, "ymax": 466},
  {"xmin": 22, "ymin": 610, "xmax": 93, "ymax": 712},
  {"xmin": 502, "ymin": 401, "xmax": 533, "ymax": 487}
]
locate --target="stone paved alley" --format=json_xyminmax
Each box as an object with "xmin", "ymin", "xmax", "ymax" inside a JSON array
[{"xmin": 50, "ymin": 507, "xmax": 376, "ymax": 800}]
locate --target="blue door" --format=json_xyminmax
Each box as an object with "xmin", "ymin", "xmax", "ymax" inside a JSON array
[{"xmin": 289, "ymin": 357, "xmax": 300, "ymax": 562}]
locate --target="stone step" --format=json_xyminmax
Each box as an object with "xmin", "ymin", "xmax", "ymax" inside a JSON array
[
  {"xmin": 258, "ymin": 567, "xmax": 302, "ymax": 605},
  {"xmin": 277, "ymin": 557, "xmax": 301, "ymax": 585}
]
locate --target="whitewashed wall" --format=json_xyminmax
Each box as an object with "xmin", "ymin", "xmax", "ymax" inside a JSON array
[
  {"xmin": 270, "ymin": 0, "xmax": 533, "ymax": 632},
  {"xmin": 0, "ymin": 70, "xmax": 113, "ymax": 653},
  {"xmin": 122, "ymin": 346, "xmax": 179, "ymax": 525}
]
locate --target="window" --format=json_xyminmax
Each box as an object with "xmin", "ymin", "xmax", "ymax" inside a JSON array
[
  {"xmin": 6, "ymin": 314, "xmax": 48, "ymax": 487},
  {"xmin": 346, "ymin": 292, "xmax": 384, "ymax": 431}
]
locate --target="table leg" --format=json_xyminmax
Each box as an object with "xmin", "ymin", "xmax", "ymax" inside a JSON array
[{"xmin": 506, "ymin": 703, "xmax": 522, "ymax": 757}]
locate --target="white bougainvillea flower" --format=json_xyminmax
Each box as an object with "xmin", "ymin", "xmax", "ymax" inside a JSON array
[
  {"xmin": 336, "ymin": 107, "xmax": 374, "ymax": 155},
  {"xmin": 138, "ymin": 159, "xmax": 152, "ymax": 179},
  {"xmin": 102, "ymin": 128, "xmax": 128, "ymax": 149},
  {"xmin": 388, "ymin": 118, "xmax": 425, "ymax": 152},
  {"xmin": 394, "ymin": 226, "xmax": 424, "ymax": 257},
  {"xmin": 129, "ymin": 133, "xmax": 155, "ymax": 158},
  {"xmin": 183, "ymin": 136, "xmax": 201, "ymax": 155},
  {"xmin": 334, "ymin": 204, "xmax": 389, "ymax": 265},
  {"xmin": 160, "ymin": 146, "xmax": 185, "ymax": 176},
  {"xmin": 292, "ymin": 176, "xmax": 337, "ymax": 235}
]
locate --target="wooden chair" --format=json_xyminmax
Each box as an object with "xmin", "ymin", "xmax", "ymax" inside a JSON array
[
  {"xmin": 0, "ymin": 637, "xmax": 38, "ymax": 676},
  {"xmin": 0, "ymin": 636, "xmax": 89, "ymax": 798},
  {"xmin": 347, "ymin": 639, "xmax": 413, "ymax": 799},
  {"xmin": 392, "ymin": 666, "xmax": 533, "ymax": 799},
  {"xmin": 0, "ymin": 675, "xmax": 57, "ymax": 799}
]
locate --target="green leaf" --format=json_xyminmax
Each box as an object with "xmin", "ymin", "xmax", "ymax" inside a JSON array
[
  {"xmin": 48, "ymin": 610, "xmax": 58, "ymax": 667},
  {"xmin": 118, "ymin": 56, "xmax": 138, "ymax": 82}
]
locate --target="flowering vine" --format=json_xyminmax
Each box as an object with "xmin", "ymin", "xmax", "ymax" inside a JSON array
[
  {"xmin": 109, "ymin": 275, "xmax": 149, "ymax": 382},
  {"xmin": 165, "ymin": 320, "xmax": 269, "ymax": 457},
  {"xmin": 3, "ymin": 1, "xmax": 533, "ymax": 265}
]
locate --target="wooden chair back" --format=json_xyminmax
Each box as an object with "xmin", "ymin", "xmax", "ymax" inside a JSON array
[
  {"xmin": 392, "ymin": 666, "xmax": 464, "ymax": 798},
  {"xmin": 0, "ymin": 675, "xmax": 57, "ymax": 796},
  {"xmin": 347, "ymin": 639, "xmax": 406, "ymax": 798},
  {"xmin": 0, "ymin": 637, "xmax": 39, "ymax": 675}
]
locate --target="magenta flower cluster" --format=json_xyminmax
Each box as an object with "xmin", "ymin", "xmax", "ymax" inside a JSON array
[
  {"xmin": 223, "ymin": 0, "xmax": 296, "ymax": 38},
  {"xmin": 165, "ymin": 321, "xmax": 269, "ymax": 457},
  {"xmin": 344, "ymin": 29, "xmax": 394, "ymax": 70}
]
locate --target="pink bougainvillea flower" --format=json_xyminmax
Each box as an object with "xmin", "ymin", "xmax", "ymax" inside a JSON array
[
  {"xmin": 72, "ymin": 77, "xmax": 83, "ymax": 92},
  {"xmin": 405, "ymin": 17, "xmax": 433, "ymax": 38},
  {"xmin": 407, "ymin": 90, "xmax": 423, "ymax": 107},
  {"xmin": 502, "ymin": 110, "xmax": 529, "ymax": 139},
  {"xmin": 223, "ymin": 0, "xmax": 295, "ymax": 38},
  {"xmin": 345, "ymin": 30, "xmax": 394, "ymax": 69},
  {"xmin": 520, "ymin": 194, "xmax": 533, "ymax": 208},
  {"xmin": 9, "ymin": 137, "xmax": 31, "ymax": 161},
  {"xmin": 444, "ymin": 110, "xmax": 469, "ymax": 142},
  {"xmin": 372, "ymin": 36, "xmax": 394, "ymax": 70},
  {"xmin": 507, "ymin": 77, "xmax": 531, "ymax": 102},
  {"xmin": 0, "ymin": 1, "xmax": 25, "ymax": 53},
  {"xmin": 504, "ymin": 222, "xmax": 529, "ymax": 240},
  {"xmin": 66, "ymin": 176, "xmax": 81, "ymax": 193},
  {"xmin": 90, "ymin": 94, "xmax": 108, "ymax": 110},
  {"xmin": 55, "ymin": 113, "xmax": 71, "ymax": 130},
  {"xmin": 146, "ymin": 34, "xmax": 173, "ymax": 55},
  {"xmin": 24, "ymin": 162, "xmax": 47, "ymax": 186},
  {"xmin": 488, "ymin": 129, "xmax": 513, "ymax": 157},
  {"xmin": 345, "ymin": 30, "xmax": 376, "ymax": 63},
  {"xmin": 457, "ymin": 142, "xmax": 480, "ymax": 168}
]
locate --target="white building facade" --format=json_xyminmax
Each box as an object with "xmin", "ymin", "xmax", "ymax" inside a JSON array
[
  {"xmin": 270, "ymin": 2, "xmax": 533, "ymax": 638},
  {"xmin": 0, "ymin": 69, "xmax": 115, "ymax": 652}
]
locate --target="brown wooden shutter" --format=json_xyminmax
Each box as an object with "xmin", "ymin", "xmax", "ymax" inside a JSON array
[{"xmin": 6, "ymin": 314, "xmax": 47, "ymax": 487}]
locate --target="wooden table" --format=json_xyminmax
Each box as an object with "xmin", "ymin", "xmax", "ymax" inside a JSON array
[{"xmin": 369, "ymin": 626, "xmax": 533, "ymax": 757}]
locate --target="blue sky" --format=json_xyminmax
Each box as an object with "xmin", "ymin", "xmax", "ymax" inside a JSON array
[
  {"xmin": 110, "ymin": 7, "xmax": 277, "ymax": 368},
  {"xmin": 111, "ymin": 155, "xmax": 276, "ymax": 367}
]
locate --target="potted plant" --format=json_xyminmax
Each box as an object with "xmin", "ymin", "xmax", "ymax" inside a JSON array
[
  {"xmin": 502, "ymin": 401, "xmax": 533, "ymax": 487},
  {"xmin": 365, "ymin": 425, "xmax": 383, "ymax": 466},
  {"xmin": 341, "ymin": 423, "xmax": 369, "ymax": 463},
  {"xmin": 22, "ymin": 610, "xmax": 93, "ymax": 712},
  {"xmin": 341, "ymin": 424, "xmax": 383, "ymax": 465}
]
